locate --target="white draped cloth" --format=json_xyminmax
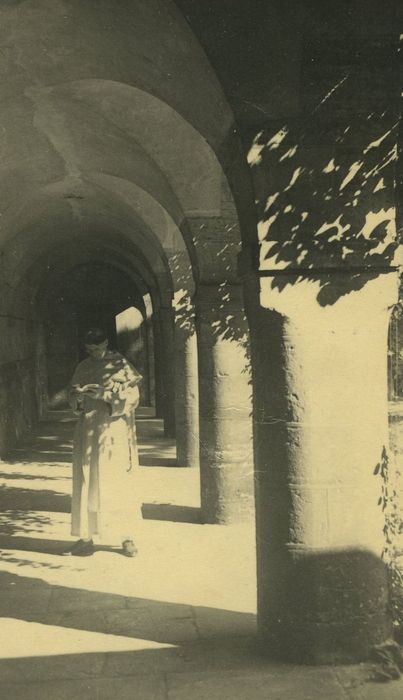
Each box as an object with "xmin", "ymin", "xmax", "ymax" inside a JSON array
[{"xmin": 68, "ymin": 351, "xmax": 142, "ymax": 543}]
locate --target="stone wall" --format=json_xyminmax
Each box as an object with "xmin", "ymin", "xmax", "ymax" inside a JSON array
[{"xmin": 0, "ymin": 316, "xmax": 46, "ymax": 457}]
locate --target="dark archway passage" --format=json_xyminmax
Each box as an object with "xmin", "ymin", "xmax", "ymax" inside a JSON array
[
  {"xmin": 39, "ymin": 261, "xmax": 149, "ymax": 410},
  {"xmin": 0, "ymin": 5, "xmax": 257, "ymax": 688}
]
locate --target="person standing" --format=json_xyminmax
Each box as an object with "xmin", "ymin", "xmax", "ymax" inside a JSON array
[{"xmin": 67, "ymin": 328, "xmax": 142, "ymax": 557}]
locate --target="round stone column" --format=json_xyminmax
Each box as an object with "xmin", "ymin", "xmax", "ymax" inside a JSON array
[
  {"xmin": 143, "ymin": 317, "xmax": 155, "ymax": 408},
  {"xmin": 174, "ymin": 297, "xmax": 199, "ymax": 468},
  {"xmin": 152, "ymin": 314, "xmax": 164, "ymax": 419},
  {"xmin": 195, "ymin": 283, "xmax": 253, "ymax": 523},
  {"xmin": 156, "ymin": 306, "xmax": 176, "ymax": 438},
  {"xmin": 246, "ymin": 270, "xmax": 398, "ymax": 663}
]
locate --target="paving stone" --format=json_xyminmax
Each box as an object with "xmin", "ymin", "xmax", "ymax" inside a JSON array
[
  {"xmin": 0, "ymin": 675, "xmax": 166, "ymax": 700},
  {"xmin": 2, "ymin": 416, "xmax": 394, "ymax": 700},
  {"xmin": 192, "ymin": 606, "xmax": 257, "ymax": 639},
  {"xmin": 105, "ymin": 607, "xmax": 198, "ymax": 644},
  {"xmin": 0, "ymin": 590, "xmax": 52, "ymax": 617},
  {"xmin": 0, "ymin": 654, "xmax": 106, "ymax": 683},
  {"xmin": 351, "ymin": 678, "xmax": 403, "ymax": 699},
  {"xmin": 49, "ymin": 587, "xmax": 126, "ymax": 612},
  {"xmin": 125, "ymin": 598, "xmax": 193, "ymax": 616},
  {"xmin": 104, "ymin": 646, "xmax": 207, "ymax": 676},
  {"xmin": 166, "ymin": 668, "xmax": 349, "ymax": 700},
  {"xmin": 332, "ymin": 664, "xmax": 403, "ymax": 699},
  {"xmin": 44, "ymin": 608, "xmax": 109, "ymax": 634},
  {"xmin": 191, "ymin": 636, "xmax": 273, "ymax": 672}
]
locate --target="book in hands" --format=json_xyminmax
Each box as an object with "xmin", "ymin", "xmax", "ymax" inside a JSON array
[{"xmin": 73, "ymin": 384, "xmax": 101, "ymax": 395}]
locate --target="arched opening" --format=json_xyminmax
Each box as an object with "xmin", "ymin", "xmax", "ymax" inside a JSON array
[
  {"xmin": 0, "ymin": 0, "xmax": 261, "ymax": 685},
  {"xmin": 0, "ymin": 48, "xmax": 257, "ymax": 612},
  {"xmin": 38, "ymin": 262, "xmax": 149, "ymax": 409}
]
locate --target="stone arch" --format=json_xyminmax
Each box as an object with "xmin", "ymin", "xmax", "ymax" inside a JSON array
[{"xmin": 0, "ymin": 0, "xmax": 258, "ymax": 520}]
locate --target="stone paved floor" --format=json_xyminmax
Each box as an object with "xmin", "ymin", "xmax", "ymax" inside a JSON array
[{"xmin": 0, "ymin": 409, "xmax": 402, "ymax": 699}]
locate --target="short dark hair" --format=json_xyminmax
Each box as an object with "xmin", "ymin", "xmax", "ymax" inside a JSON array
[{"xmin": 83, "ymin": 327, "xmax": 108, "ymax": 345}]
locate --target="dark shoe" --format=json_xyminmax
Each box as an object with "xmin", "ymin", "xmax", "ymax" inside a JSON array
[
  {"xmin": 122, "ymin": 539, "xmax": 138, "ymax": 557},
  {"xmin": 68, "ymin": 539, "xmax": 95, "ymax": 556}
]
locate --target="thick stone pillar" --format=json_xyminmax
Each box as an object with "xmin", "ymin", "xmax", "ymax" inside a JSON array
[
  {"xmin": 152, "ymin": 315, "xmax": 164, "ymax": 419},
  {"xmin": 144, "ymin": 318, "xmax": 155, "ymax": 409},
  {"xmin": 196, "ymin": 283, "xmax": 253, "ymax": 523},
  {"xmin": 174, "ymin": 297, "xmax": 199, "ymax": 468},
  {"xmin": 154, "ymin": 307, "xmax": 176, "ymax": 438},
  {"xmin": 246, "ymin": 271, "xmax": 398, "ymax": 663}
]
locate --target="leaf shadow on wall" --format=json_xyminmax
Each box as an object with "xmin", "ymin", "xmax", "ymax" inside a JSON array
[{"xmin": 248, "ymin": 36, "xmax": 400, "ymax": 307}]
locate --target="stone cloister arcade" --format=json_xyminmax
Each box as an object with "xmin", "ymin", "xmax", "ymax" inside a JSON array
[{"xmin": 0, "ymin": 0, "xmax": 402, "ymax": 687}]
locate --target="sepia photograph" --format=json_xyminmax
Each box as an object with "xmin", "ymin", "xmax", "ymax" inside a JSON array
[{"xmin": 0, "ymin": 1, "xmax": 402, "ymax": 698}]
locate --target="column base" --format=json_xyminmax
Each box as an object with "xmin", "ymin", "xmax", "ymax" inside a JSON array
[{"xmin": 257, "ymin": 548, "xmax": 392, "ymax": 664}]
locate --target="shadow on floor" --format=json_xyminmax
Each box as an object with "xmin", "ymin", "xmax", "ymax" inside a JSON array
[
  {"xmin": 5, "ymin": 452, "xmax": 73, "ymax": 464},
  {"xmin": 0, "ymin": 568, "xmax": 258, "ymax": 683},
  {"xmin": 141, "ymin": 504, "xmax": 202, "ymax": 524},
  {"xmin": 139, "ymin": 455, "xmax": 178, "ymax": 467},
  {"xmin": 0, "ymin": 535, "xmax": 75, "ymax": 555},
  {"xmin": 0, "ymin": 487, "xmax": 201, "ymax": 526},
  {"xmin": 0, "ymin": 471, "xmax": 66, "ymax": 482},
  {"xmin": 0, "ymin": 510, "xmax": 59, "ymax": 538},
  {"xmin": 0, "ymin": 485, "xmax": 71, "ymax": 513},
  {"xmin": 6, "ymin": 419, "xmax": 180, "ymax": 468},
  {"xmin": 5, "ymin": 425, "xmax": 74, "ymax": 464}
]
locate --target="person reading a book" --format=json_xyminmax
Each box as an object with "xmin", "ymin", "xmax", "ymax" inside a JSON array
[{"xmin": 67, "ymin": 327, "xmax": 142, "ymax": 557}]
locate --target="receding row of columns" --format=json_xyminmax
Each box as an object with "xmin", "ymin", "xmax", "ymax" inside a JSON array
[
  {"xmin": 152, "ymin": 283, "xmax": 254, "ymax": 524},
  {"xmin": 22, "ymin": 250, "xmax": 400, "ymax": 664}
]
